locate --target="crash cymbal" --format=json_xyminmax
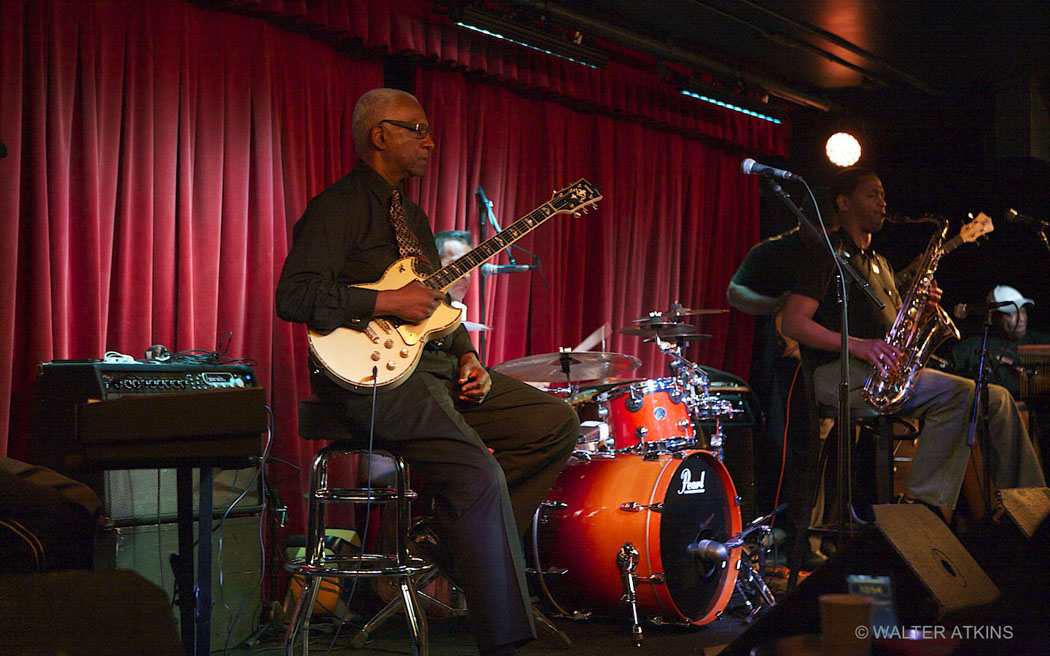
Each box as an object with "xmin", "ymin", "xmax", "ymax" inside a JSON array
[
  {"xmin": 617, "ymin": 323, "xmax": 698, "ymax": 337},
  {"xmin": 462, "ymin": 321, "xmax": 492, "ymax": 332},
  {"xmin": 492, "ymin": 351, "xmax": 642, "ymax": 383},
  {"xmin": 636, "ymin": 308, "xmax": 729, "ymax": 321}
]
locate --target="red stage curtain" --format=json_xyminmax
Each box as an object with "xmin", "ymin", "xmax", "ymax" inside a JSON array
[
  {"xmin": 413, "ymin": 68, "xmax": 763, "ymax": 380},
  {"xmin": 198, "ymin": 0, "xmax": 790, "ymax": 156},
  {"xmin": 1, "ymin": 0, "xmax": 785, "ymax": 538},
  {"xmin": 0, "ymin": 0, "xmax": 383, "ymax": 515}
]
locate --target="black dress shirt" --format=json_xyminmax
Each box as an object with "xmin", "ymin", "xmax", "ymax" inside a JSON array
[{"xmin": 276, "ymin": 160, "xmax": 476, "ymax": 367}]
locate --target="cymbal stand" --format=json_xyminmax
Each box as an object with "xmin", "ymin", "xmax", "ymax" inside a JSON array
[
  {"xmin": 652, "ymin": 337, "xmax": 734, "ymax": 459},
  {"xmin": 558, "ymin": 347, "xmax": 580, "ymax": 400}
]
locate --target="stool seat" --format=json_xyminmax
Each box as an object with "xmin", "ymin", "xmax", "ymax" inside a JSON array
[{"xmin": 285, "ymin": 399, "xmax": 431, "ymax": 656}]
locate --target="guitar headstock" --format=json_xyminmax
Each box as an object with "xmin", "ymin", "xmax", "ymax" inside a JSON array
[
  {"xmin": 550, "ymin": 179, "xmax": 602, "ymax": 217},
  {"xmin": 960, "ymin": 212, "xmax": 994, "ymax": 243}
]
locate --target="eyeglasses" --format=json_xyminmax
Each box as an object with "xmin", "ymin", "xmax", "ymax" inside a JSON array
[{"xmin": 379, "ymin": 119, "xmax": 432, "ymax": 140}]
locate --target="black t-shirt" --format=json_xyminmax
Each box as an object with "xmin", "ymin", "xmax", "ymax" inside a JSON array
[
  {"xmin": 791, "ymin": 231, "xmax": 901, "ymax": 364},
  {"xmin": 732, "ymin": 226, "xmax": 804, "ymax": 298}
]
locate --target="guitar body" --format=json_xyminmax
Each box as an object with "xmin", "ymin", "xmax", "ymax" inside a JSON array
[{"xmin": 308, "ymin": 257, "xmax": 462, "ymax": 392}]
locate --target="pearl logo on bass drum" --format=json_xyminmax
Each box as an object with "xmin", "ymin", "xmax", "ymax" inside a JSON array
[{"xmin": 678, "ymin": 466, "xmax": 706, "ymax": 495}]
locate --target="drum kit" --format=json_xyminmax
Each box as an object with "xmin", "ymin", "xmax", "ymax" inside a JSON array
[{"xmin": 492, "ymin": 303, "xmax": 777, "ymax": 642}]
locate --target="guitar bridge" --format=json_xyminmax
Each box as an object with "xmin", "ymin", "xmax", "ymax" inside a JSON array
[{"xmin": 363, "ymin": 325, "xmax": 381, "ymax": 343}]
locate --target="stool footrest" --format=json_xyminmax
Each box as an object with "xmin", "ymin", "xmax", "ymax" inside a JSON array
[
  {"xmin": 313, "ymin": 487, "xmax": 418, "ymax": 503},
  {"xmin": 286, "ymin": 555, "xmax": 432, "ymax": 579}
]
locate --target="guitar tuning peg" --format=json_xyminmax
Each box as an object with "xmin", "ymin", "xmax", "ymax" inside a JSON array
[
  {"xmin": 573, "ymin": 212, "xmax": 581, "ymax": 218},
  {"xmin": 581, "ymin": 207, "xmax": 589, "ymax": 214}
]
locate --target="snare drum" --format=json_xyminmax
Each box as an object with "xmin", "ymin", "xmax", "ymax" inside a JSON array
[
  {"xmin": 534, "ymin": 451, "xmax": 742, "ymax": 624},
  {"xmin": 595, "ymin": 378, "xmax": 695, "ymax": 451}
]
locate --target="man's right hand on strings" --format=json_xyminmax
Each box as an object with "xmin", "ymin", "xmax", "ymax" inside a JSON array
[{"xmin": 375, "ymin": 280, "xmax": 444, "ymax": 322}]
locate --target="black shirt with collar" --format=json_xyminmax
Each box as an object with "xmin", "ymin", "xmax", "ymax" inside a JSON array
[
  {"xmin": 276, "ymin": 159, "xmax": 476, "ymax": 367},
  {"xmin": 792, "ymin": 230, "xmax": 901, "ymax": 366}
]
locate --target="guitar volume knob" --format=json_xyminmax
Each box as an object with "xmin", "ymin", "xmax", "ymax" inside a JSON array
[
  {"xmin": 371, "ymin": 351, "xmax": 381, "ymax": 361},
  {"xmin": 400, "ymin": 349, "xmax": 409, "ymax": 358},
  {"xmin": 386, "ymin": 361, "xmax": 397, "ymax": 371},
  {"xmin": 384, "ymin": 339, "xmax": 394, "ymax": 349}
]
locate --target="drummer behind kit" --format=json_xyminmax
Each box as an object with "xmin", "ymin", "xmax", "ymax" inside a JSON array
[{"xmin": 493, "ymin": 304, "xmax": 777, "ymax": 642}]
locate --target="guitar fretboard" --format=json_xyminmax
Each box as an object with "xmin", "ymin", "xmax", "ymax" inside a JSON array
[{"xmin": 423, "ymin": 204, "xmax": 556, "ymax": 291}]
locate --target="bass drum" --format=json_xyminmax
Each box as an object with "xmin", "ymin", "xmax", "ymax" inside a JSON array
[{"xmin": 534, "ymin": 451, "xmax": 742, "ymax": 624}]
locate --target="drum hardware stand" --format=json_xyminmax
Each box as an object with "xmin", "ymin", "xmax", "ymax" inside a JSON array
[{"xmin": 616, "ymin": 543, "xmax": 646, "ymax": 645}]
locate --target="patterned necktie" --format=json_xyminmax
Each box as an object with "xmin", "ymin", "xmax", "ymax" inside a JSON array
[{"xmin": 389, "ymin": 189, "xmax": 430, "ymax": 266}]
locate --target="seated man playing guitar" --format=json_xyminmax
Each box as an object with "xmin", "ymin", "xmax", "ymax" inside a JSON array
[{"xmin": 276, "ymin": 88, "xmax": 578, "ymax": 656}]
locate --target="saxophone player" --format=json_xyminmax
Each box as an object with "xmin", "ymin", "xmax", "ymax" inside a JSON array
[{"xmin": 780, "ymin": 167, "xmax": 1044, "ymax": 522}]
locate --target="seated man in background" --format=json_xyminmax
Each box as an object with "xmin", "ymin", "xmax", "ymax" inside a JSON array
[
  {"xmin": 953, "ymin": 285, "xmax": 1050, "ymax": 398},
  {"xmin": 953, "ymin": 284, "xmax": 1050, "ymax": 472}
]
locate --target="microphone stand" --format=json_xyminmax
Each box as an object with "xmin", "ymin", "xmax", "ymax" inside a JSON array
[
  {"xmin": 966, "ymin": 310, "xmax": 995, "ymax": 516},
  {"xmin": 765, "ymin": 178, "xmax": 885, "ymax": 540},
  {"xmin": 476, "ymin": 187, "xmax": 494, "ymax": 364}
]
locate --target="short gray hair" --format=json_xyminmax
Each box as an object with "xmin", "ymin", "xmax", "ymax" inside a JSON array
[
  {"xmin": 352, "ymin": 88, "xmax": 419, "ymax": 151},
  {"xmin": 435, "ymin": 230, "xmax": 474, "ymax": 255}
]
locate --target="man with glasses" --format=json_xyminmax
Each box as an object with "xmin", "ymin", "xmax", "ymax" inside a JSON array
[{"xmin": 276, "ymin": 88, "xmax": 578, "ymax": 656}]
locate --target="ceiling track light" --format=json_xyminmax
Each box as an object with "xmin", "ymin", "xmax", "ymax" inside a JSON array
[
  {"xmin": 453, "ymin": 8, "xmax": 608, "ymax": 69},
  {"xmin": 680, "ymin": 84, "xmax": 783, "ymax": 124}
]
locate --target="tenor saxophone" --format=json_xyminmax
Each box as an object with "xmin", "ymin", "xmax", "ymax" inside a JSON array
[{"xmin": 862, "ymin": 219, "xmax": 961, "ymax": 413}]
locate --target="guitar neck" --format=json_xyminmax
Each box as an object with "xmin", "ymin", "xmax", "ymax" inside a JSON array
[
  {"xmin": 940, "ymin": 234, "xmax": 964, "ymax": 256},
  {"xmin": 424, "ymin": 204, "xmax": 554, "ymax": 291}
]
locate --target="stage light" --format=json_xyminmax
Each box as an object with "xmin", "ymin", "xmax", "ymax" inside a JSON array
[
  {"xmin": 826, "ymin": 132, "xmax": 862, "ymax": 167},
  {"xmin": 454, "ymin": 8, "xmax": 608, "ymax": 69}
]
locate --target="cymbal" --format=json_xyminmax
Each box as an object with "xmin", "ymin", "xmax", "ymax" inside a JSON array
[
  {"xmin": 492, "ymin": 351, "xmax": 642, "ymax": 383},
  {"xmin": 462, "ymin": 321, "xmax": 492, "ymax": 332},
  {"xmin": 642, "ymin": 333, "xmax": 712, "ymax": 343},
  {"xmin": 635, "ymin": 306, "xmax": 729, "ymax": 321},
  {"xmin": 618, "ymin": 323, "xmax": 698, "ymax": 337}
]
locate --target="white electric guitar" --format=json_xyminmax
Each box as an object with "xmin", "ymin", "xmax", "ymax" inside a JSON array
[{"xmin": 309, "ymin": 179, "xmax": 602, "ymax": 392}]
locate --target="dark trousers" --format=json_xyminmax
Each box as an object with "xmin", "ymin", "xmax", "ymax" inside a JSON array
[{"xmin": 314, "ymin": 365, "xmax": 578, "ymax": 650}]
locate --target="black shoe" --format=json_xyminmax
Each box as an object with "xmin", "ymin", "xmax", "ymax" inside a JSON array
[{"xmin": 408, "ymin": 517, "xmax": 456, "ymax": 576}]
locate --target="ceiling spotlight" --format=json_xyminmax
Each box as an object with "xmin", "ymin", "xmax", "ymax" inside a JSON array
[{"xmin": 826, "ymin": 132, "xmax": 861, "ymax": 167}]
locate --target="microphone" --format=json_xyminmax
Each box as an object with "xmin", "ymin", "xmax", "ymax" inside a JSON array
[
  {"xmin": 741, "ymin": 158, "xmax": 804, "ymax": 182},
  {"xmin": 480, "ymin": 263, "xmax": 538, "ymax": 276},
  {"xmin": 1005, "ymin": 208, "xmax": 1050, "ymax": 230},
  {"xmin": 953, "ymin": 300, "xmax": 1017, "ymax": 319},
  {"xmin": 686, "ymin": 539, "xmax": 729, "ymax": 563}
]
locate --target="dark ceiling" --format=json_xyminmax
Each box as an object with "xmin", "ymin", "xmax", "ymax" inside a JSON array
[{"xmin": 472, "ymin": 0, "xmax": 1050, "ymax": 115}]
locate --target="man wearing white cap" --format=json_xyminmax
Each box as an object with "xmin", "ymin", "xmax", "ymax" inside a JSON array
[{"xmin": 953, "ymin": 285, "xmax": 1050, "ymax": 399}]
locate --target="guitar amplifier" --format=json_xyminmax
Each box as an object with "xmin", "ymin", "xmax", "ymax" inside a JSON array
[
  {"xmin": 33, "ymin": 360, "xmax": 263, "ymax": 525},
  {"xmin": 1018, "ymin": 344, "xmax": 1050, "ymax": 401}
]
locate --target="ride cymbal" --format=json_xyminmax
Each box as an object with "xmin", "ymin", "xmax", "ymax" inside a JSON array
[
  {"xmin": 491, "ymin": 351, "xmax": 642, "ymax": 383},
  {"xmin": 617, "ymin": 323, "xmax": 698, "ymax": 338}
]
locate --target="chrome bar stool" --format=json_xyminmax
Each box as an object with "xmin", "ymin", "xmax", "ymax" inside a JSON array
[{"xmin": 284, "ymin": 398, "xmax": 432, "ymax": 656}]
